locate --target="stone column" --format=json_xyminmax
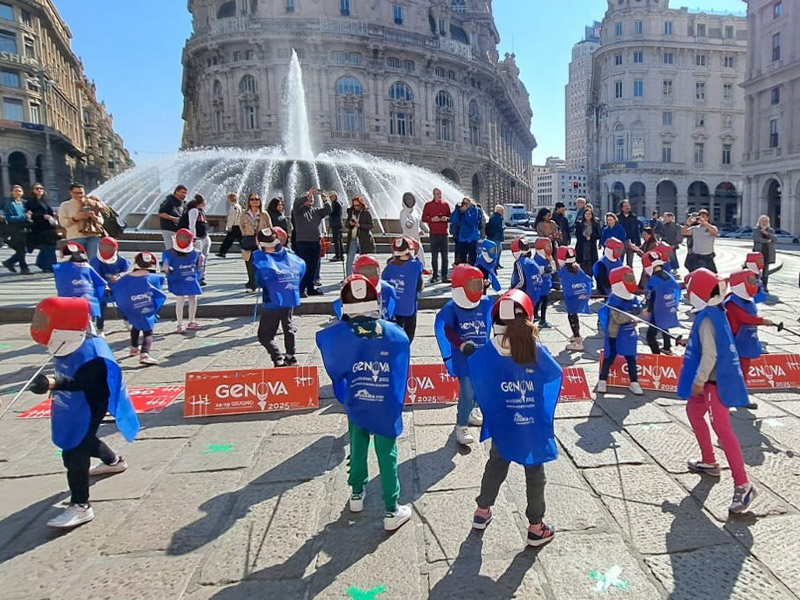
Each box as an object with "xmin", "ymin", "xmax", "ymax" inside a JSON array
[
  {"xmin": 676, "ymin": 192, "xmax": 688, "ymax": 222},
  {"xmin": 28, "ymin": 167, "xmax": 37, "ymax": 187},
  {"xmin": 1, "ymin": 165, "xmax": 10, "ymax": 197}
]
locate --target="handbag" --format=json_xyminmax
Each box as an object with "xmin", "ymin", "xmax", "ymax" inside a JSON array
[{"xmin": 241, "ymin": 235, "xmax": 256, "ymax": 251}]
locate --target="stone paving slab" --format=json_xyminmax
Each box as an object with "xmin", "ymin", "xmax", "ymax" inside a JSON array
[
  {"xmin": 410, "ymin": 404, "xmax": 457, "ymax": 426},
  {"xmin": 245, "ymin": 433, "xmax": 339, "ymax": 485},
  {"xmin": 595, "ymin": 394, "xmax": 675, "ymax": 426},
  {"xmin": 168, "ymin": 420, "xmax": 271, "ymax": 474},
  {"xmin": 427, "ymin": 553, "xmax": 548, "ymax": 600},
  {"xmin": 555, "ymin": 417, "xmax": 648, "ymax": 468},
  {"xmin": 624, "ymin": 422, "xmax": 703, "ymax": 474},
  {"xmin": 554, "ymin": 399, "xmax": 604, "ymax": 419},
  {"xmin": 0, "ymin": 473, "xmax": 66, "ymax": 550},
  {"xmin": 741, "ymin": 447, "xmax": 800, "ymax": 508},
  {"xmin": 413, "ymin": 425, "xmax": 488, "ymax": 493},
  {"xmin": 728, "ymin": 515, "xmax": 800, "ymax": 593}
]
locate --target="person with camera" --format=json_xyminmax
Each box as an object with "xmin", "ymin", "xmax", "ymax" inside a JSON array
[
  {"xmin": 58, "ymin": 183, "xmax": 105, "ymax": 261},
  {"xmin": 682, "ymin": 209, "xmax": 718, "ymax": 273},
  {"xmin": 292, "ymin": 187, "xmax": 331, "ymax": 297},
  {"xmin": 421, "ymin": 188, "xmax": 452, "ymax": 283},
  {"xmin": 451, "ymin": 197, "xmax": 482, "ymax": 265}
]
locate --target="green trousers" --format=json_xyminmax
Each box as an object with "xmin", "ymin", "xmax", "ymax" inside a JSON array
[{"xmin": 347, "ymin": 421, "xmax": 400, "ymax": 512}]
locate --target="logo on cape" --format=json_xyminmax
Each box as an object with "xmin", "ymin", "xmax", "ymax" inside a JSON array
[
  {"xmin": 514, "ymin": 412, "xmax": 536, "ymax": 425},
  {"xmin": 354, "ymin": 388, "xmax": 381, "ymax": 402}
]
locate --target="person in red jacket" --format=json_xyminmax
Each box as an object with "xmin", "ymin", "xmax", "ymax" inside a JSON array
[{"xmin": 421, "ymin": 188, "xmax": 452, "ymax": 284}]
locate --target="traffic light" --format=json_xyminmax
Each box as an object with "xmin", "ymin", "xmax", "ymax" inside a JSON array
[{"xmin": 573, "ymin": 181, "xmax": 580, "ymax": 189}]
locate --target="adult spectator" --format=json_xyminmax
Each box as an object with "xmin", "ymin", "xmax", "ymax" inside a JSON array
[
  {"xmin": 634, "ymin": 227, "xmax": 658, "ymax": 290},
  {"xmin": 600, "ymin": 212, "xmax": 626, "ymax": 247},
  {"xmin": 552, "ymin": 202, "xmax": 571, "ymax": 246},
  {"xmin": 574, "ymin": 197, "xmax": 588, "ymax": 230},
  {"xmin": 57, "ymin": 183, "xmax": 104, "ymax": 260},
  {"xmin": 682, "ymin": 208, "xmax": 718, "ymax": 272},
  {"xmin": 157, "ymin": 185, "xmax": 187, "ymax": 250},
  {"xmin": 179, "ymin": 194, "xmax": 211, "ymax": 286},
  {"xmin": 267, "ymin": 197, "xmax": 289, "ymax": 235},
  {"xmin": 344, "ymin": 196, "xmax": 375, "ymax": 276},
  {"xmin": 534, "ymin": 207, "xmax": 561, "ymax": 246},
  {"xmin": 2, "ymin": 185, "xmax": 31, "ymax": 274},
  {"xmin": 661, "ymin": 212, "xmax": 682, "ymax": 273},
  {"xmin": 421, "ymin": 187, "xmax": 452, "ymax": 283},
  {"xmin": 617, "ymin": 200, "xmax": 641, "ymax": 267},
  {"xmin": 650, "ymin": 210, "xmax": 665, "ymax": 240},
  {"xmin": 452, "ymin": 197, "xmax": 481, "ymax": 265},
  {"xmin": 753, "ymin": 214, "xmax": 776, "ymax": 292},
  {"xmin": 240, "ymin": 194, "xmax": 271, "ymax": 292},
  {"xmin": 328, "ymin": 192, "xmax": 344, "ymax": 262},
  {"xmin": 25, "ymin": 182, "xmax": 58, "ymax": 272},
  {"xmin": 216, "ymin": 193, "xmax": 242, "ymax": 258},
  {"xmin": 574, "ymin": 205, "xmax": 601, "ymax": 275},
  {"xmin": 485, "ymin": 204, "xmax": 505, "ymax": 268},
  {"xmin": 293, "ymin": 188, "xmax": 331, "ymax": 297}
]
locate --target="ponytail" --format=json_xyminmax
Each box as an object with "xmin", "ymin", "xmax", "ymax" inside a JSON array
[{"xmin": 503, "ymin": 315, "xmax": 538, "ymax": 365}]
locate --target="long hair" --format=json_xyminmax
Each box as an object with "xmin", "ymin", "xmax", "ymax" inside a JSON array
[
  {"xmin": 755, "ymin": 214, "xmax": 770, "ymax": 228},
  {"xmin": 26, "ymin": 182, "xmax": 46, "ymax": 205},
  {"xmin": 247, "ymin": 194, "xmax": 263, "ymax": 212},
  {"xmin": 267, "ymin": 197, "xmax": 283, "ymax": 215},
  {"xmin": 534, "ymin": 207, "xmax": 551, "ymax": 228},
  {"xmin": 503, "ymin": 315, "xmax": 538, "ymax": 365},
  {"xmin": 186, "ymin": 194, "xmax": 205, "ymax": 212}
]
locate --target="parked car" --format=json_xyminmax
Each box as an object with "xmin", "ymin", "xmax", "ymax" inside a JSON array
[
  {"xmin": 727, "ymin": 227, "xmax": 754, "ymax": 239},
  {"xmin": 773, "ymin": 229, "xmax": 800, "ymax": 244}
]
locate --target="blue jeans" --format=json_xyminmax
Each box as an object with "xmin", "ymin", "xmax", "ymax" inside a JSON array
[
  {"xmin": 5, "ymin": 247, "xmax": 28, "ymax": 270},
  {"xmin": 457, "ymin": 376, "xmax": 476, "ymax": 426},
  {"xmin": 669, "ymin": 251, "xmax": 679, "ymax": 273},
  {"xmin": 35, "ymin": 245, "xmax": 56, "ymax": 271},
  {"xmin": 71, "ymin": 236, "xmax": 101, "ymax": 261},
  {"xmin": 346, "ymin": 240, "xmax": 360, "ymax": 277}
]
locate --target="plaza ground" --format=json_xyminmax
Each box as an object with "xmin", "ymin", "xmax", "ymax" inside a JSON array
[{"xmin": 1, "ymin": 239, "xmax": 800, "ymax": 599}]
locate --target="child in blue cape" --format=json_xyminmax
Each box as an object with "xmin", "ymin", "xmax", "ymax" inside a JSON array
[
  {"xmin": 382, "ymin": 236, "xmax": 424, "ymax": 342},
  {"xmin": 53, "ymin": 242, "xmax": 107, "ymax": 327},
  {"xmin": 162, "ymin": 228, "xmax": 204, "ymax": 333},
  {"xmin": 597, "ymin": 265, "xmax": 643, "ymax": 395},
  {"xmin": 510, "ymin": 237, "xmax": 538, "ymax": 302},
  {"xmin": 744, "ymin": 252, "xmax": 768, "ymax": 303},
  {"xmin": 642, "ymin": 251, "xmax": 681, "ymax": 355},
  {"xmin": 333, "ymin": 254, "xmax": 397, "ymax": 321},
  {"xmin": 469, "ymin": 289, "xmax": 563, "ymax": 548},
  {"xmin": 557, "ymin": 246, "xmax": 593, "ymax": 352},
  {"xmin": 434, "ymin": 264, "xmax": 493, "ymax": 447},
  {"xmin": 316, "ymin": 275, "xmax": 413, "ymax": 532},
  {"xmin": 474, "ymin": 239, "xmax": 501, "ymax": 292},
  {"xmin": 90, "ymin": 237, "xmax": 131, "ymax": 336},
  {"xmin": 112, "ymin": 252, "xmax": 166, "ymax": 366},
  {"xmin": 724, "ymin": 270, "xmax": 773, "ymax": 359},
  {"xmin": 593, "ymin": 237, "xmax": 624, "ymax": 297},
  {"xmin": 253, "ymin": 228, "xmax": 306, "ymax": 367},
  {"xmin": 531, "ymin": 238, "xmax": 555, "ymax": 328}
]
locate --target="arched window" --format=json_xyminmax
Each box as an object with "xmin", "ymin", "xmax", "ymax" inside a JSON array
[
  {"xmin": 239, "ymin": 74, "xmax": 257, "ymax": 94},
  {"xmin": 243, "ymin": 104, "xmax": 258, "ymax": 130},
  {"xmin": 217, "ymin": 1, "xmax": 236, "ymax": 18},
  {"xmin": 437, "ymin": 117, "xmax": 454, "ymax": 142},
  {"xmin": 451, "ymin": 0, "xmax": 467, "ymax": 13},
  {"xmin": 335, "ymin": 76, "xmax": 363, "ymax": 96},
  {"xmin": 436, "ymin": 90, "xmax": 453, "ymax": 110},
  {"xmin": 389, "ymin": 82, "xmax": 413, "ymax": 101},
  {"xmin": 469, "ymin": 100, "xmax": 480, "ymax": 145},
  {"xmin": 212, "ymin": 80, "xmax": 223, "ymax": 99}
]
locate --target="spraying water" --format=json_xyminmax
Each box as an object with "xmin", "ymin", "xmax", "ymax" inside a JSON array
[{"xmin": 283, "ymin": 50, "xmax": 314, "ymax": 161}]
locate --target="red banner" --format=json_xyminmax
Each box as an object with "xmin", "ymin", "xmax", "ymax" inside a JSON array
[
  {"xmin": 741, "ymin": 354, "xmax": 800, "ymax": 389},
  {"xmin": 404, "ymin": 364, "xmax": 459, "ymax": 405},
  {"xmin": 560, "ymin": 367, "xmax": 593, "ymax": 401},
  {"xmin": 601, "ymin": 352, "xmax": 682, "ymax": 392},
  {"xmin": 184, "ymin": 367, "xmax": 318, "ymax": 418},
  {"xmin": 18, "ymin": 385, "xmax": 184, "ymax": 419}
]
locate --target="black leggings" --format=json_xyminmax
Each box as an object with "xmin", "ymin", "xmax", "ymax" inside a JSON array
[
  {"xmin": 535, "ymin": 295, "xmax": 549, "ymax": 322},
  {"xmin": 395, "ymin": 313, "xmax": 417, "ymax": 343},
  {"xmin": 646, "ymin": 326, "xmax": 671, "ymax": 354},
  {"xmin": 568, "ymin": 314, "xmax": 581, "ymax": 338},
  {"xmin": 599, "ymin": 336, "xmax": 638, "ymax": 382},
  {"xmin": 62, "ymin": 396, "xmax": 116, "ymax": 505},
  {"xmin": 131, "ymin": 328, "xmax": 153, "ymax": 354}
]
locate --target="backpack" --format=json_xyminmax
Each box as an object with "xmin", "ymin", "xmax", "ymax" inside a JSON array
[{"xmin": 100, "ymin": 205, "xmax": 127, "ymax": 238}]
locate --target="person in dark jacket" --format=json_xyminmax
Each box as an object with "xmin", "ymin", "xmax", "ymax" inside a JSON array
[
  {"xmin": 753, "ymin": 215, "xmax": 776, "ymax": 292},
  {"xmin": 650, "ymin": 211, "xmax": 665, "ymax": 240},
  {"xmin": 2, "ymin": 184, "xmax": 31, "ymax": 273},
  {"xmin": 157, "ymin": 185, "xmax": 187, "ymax": 250},
  {"xmin": 328, "ymin": 192, "xmax": 344, "ymax": 262},
  {"xmin": 344, "ymin": 196, "xmax": 375, "ymax": 276},
  {"xmin": 552, "ymin": 202, "xmax": 571, "ymax": 246},
  {"xmin": 574, "ymin": 206, "xmax": 601, "ymax": 275},
  {"xmin": 292, "ymin": 188, "xmax": 331, "ymax": 297},
  {"xmin": 25, "ymin": 183, "xmax": 58, "ymax": 272},
  {"xmin": 661, "ymin": 212, "xmax": 682, "ymax": 274},
  {"xmin": 452, "ymin": 197, "xmax": 481, "ymax": 265},
  {"xmin": 267, "ymin": 197, "xmax": 289, "ymax": 236},
  {"xmin": 485, "ymin": 205, "xmax": 505, "ymax": 269},
  {"xmin": 617, "ymin": 200, "xmax": 641, "ymax": 267}
]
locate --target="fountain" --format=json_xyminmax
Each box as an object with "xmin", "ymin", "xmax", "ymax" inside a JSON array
[{"xmin": 92, "ymin": 51, "xmax": 464, "ymax": 232}]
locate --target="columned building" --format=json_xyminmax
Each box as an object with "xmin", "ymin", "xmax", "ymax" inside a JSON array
[
  {"xmin": 741, "ymin": 0, "xmax": 800, "ymax": 233},
  {"xmin": 0, "ymin": 0, "xmax": 130, "ymax": 199},
  {"xmin": 590, "ymin": 0, "xmax": 747, "ymax": 224},
  {"xmin": 565, "ymin": 22, "xmax": 600, "ymax": 172},
  {"xmin": 181, "ymin": 0, "xmax": 536, "ymax": 206}
]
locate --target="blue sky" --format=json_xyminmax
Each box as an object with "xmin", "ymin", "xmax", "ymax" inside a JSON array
[{"xmin": 56, "ymin": 0, "xmax": 746, "ymax": 165}]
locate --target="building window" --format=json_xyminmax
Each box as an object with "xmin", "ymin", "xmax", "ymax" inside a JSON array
[
  {"xmin": 0, "ymin": 30, "xmax": 16, "ymax": 53},
  {"xmin": 634, "ymin": 20, "xmax": 643, "ymax": 34},
  {"xmin": 469, "ymin": 100, "xmax": 480, "ymax": 145},
  {"xmin": 614, "ymin": 80, "xmax": 623, "ymax": 99},
  {"xmin": 0, "ymin": 3, "xmax": 11, "ymax": 21},
  {"xmin": 725, "ymin": 25, "xmax": 734, "ymax": 38},
  {"xmin": 437, "ymin": 117, "xmax": 453, "ymax": 141},
  {"xmin": 722, "ymin": 144, "xmax": 732, "ymax": 165},
  {"xmin": 663, "ymin": 52, "xmax": 674, "ymax": 64},
  {"xmin": 2, "ymin": 97, "xmax": 23, "ymax": 121},
  {"xmin": 695, "ymin": 54, "xmax": 707, "ymax": 67},
  {"xmin": 337, "ymin": 106, "xmax": 363, "ymax": 132},
  {"xmin": 774, "ymin": 1, "xmax": 782, "ymax": 18},
  {"xmin": 389, "ymin": 81, "xmax": 413, "ymax": 101},
  {"xmin": 335, "ymin": 76, "xmax": 363, "ymax": 96},
  {"xmin": 771, "ymin": 86, "xmax": 780, "ymax": 105},
  {"xmin": 340, "ymin": 0, "xmax": 350, "ymax": 16},
  {"xmin": 633, "ymin": 80, "xmax": 644, "ymax": 98},
  {"xmin": 233, "ymin": 51, "xmax": 242, "ymax": 62},
  {"xmin": 26, "ymin": 75, "xmax": 39, "ymax": 92},
  {"xmin": 387, "ymin": 56, "xmax": 401, "ymax": 69},
  {"xmin": 1, "ymin": 69, "xmax": 20, "ymax": 87},
  {"xmin": 663, "ymin": 111, "xmax": 673, "ymax": 126},
  {"xmin": 663, "ymin": 80, "xmax": 673, "ymax": 98},
  {"xmin": 390, "ymin": 111, "xmax": 413, "ymax": 136},
  {"xmin": 435, "ymin": 66, "xmax": 446, "ymax": 78},
  {"xmin": 286, "ymin": 0, "xmax": 295, "ymax": 12},
  {"xmin": 239, "ymin": 74, "xmax": 257, "ymax": 94},
  {"xmin": 404, "ymin": 60, "xmax": 415, "ymax": 72},
  {"xmin": 23, "ymin": 37, "xmax": 33, "ymax": 59},
  {"xmin": 724, "ymin": 56, "xmax": 735, "ymax": 68},
  {"xmin": 696, "ymin": 23, "xmax": 706, "ymax": 37},
  {"xmin": 394, "ymin": 4, "xmax": 402, "ymax": 24},
  {"xmin": 772, "ymin": 33, "xmax": 781, "ymax": 61},
  {"xmin": 451, "ymin": 0, "xmax": 467, "ymax": 13},
  {"xmin": 664, "ymin": 21, "xmax": 673, "ymax": 35},
  {"xmin": 695, "ymin": 113, "xmax": 706, "ymax": 128},
  {"xmin": 769, "ymin": 119, "xmax": 779, "ymax": 148},
  {"xmin": 662, "ymin": 143, "xmax": 672, "ymax": 163},
  {"xmin": 694, "ymin": 143, "xmax": 705, "ymax": 164},
  {"xmin": 695, "ymin": 81, "xmax": 706, "ymax": 101},
  {"xmin": 614, "ymin": 22, "xmax": 622, "ymax": 36},
  {"xmin": 633, "ymin": 51, "xmax": 644, "ymax": 64},
  {"xmin": 435, "ymin": 90, "xmax": 453, "ymax": 110},
  {"xmin": 723, "ymin": 83, "xmax": 734, "ymax": 101},
  {"xmin": 243, "ymin": 104, "xmax": 258, "ymax": 130},
  {"xmin": 245, "ymin": 49, "xmax": 255, "ymax": 60},
  {"xmin": 722, "ymin": 114, "xmax": 733, "ymax": 128},
  {"xmin": 614, "ymin": 54, "xmax": 622, "ymax": 66},
  {"xmin": 29, "ymin": 102, "xmax": 40, "ymax": 124},
  {"xmin": 20, "ymin": 9, "xmax": 30, "ymax": 26},
  {"xmin": 214, "ymin": 109, "xmax": 223, "ymax": 132},
  {"xmin": 615, "ymin": 136, "xmax": 625, "ymax": 162}
]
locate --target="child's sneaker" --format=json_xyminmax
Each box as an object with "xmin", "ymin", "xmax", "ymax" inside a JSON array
[
  {"xmin": 129, "ymin": 347, "xmax": 140, "ymax": 357},
  {"xmin": 284, "ymin": 355, "xmax": 298, "ymax": 366},
  {"xmin": 187, "ymin": 322, "xmax": 202, "ymax": 330},
  {"xmin": 688, "ymin": 460, "xmax": 721, "ymax": 477},
  {"xmin": 472, "ymin": 508, "xmax": 493, "ymax": 530},
  {"xmin": 538, "ymin": 320, "xmax": 551, "ymax": 329},
  {"xmin": 176, "ymin": 325, "xmax": 186, "ymax": 334},
  {"xmin": 46, "ymin": 503, "xmax": 94, "ymax": 529},
  {"xmin": 455, "ymin": 426, "xmax": 475, "ymax": 446},
  {"xmin": 273, "ymin": 358, "xmax": 286, "ymax": 368},
  {"xmin": 729, "ymin": 482, "xmax": 757, "ymax": 513},
  {"xmin": 139, "ymin": 353, "xmax": 158, "ymax": 366},
  {"xmin": 384, "ymin": 504, "xmax": 412, "ymax": 531},
  {"xmin": 468, "ymin": 408, "xmax": 483, "ymax": 427},
  {"xmin": 566, "ymin": 337, "xmax": 584, "ymax": 352},
  {"xmin": 349, "ymin": 490, "xmax": 365, "ymax": 513},
  {"xmin": 90, "ymin": 456, "xmax": 128, "ymax": 476},
  {"xmin": 596, "ymin": 380, "xmax": 607, "ymax": 393},
  {"xmin": 527, "ymin": 522, "xmax": 555, "ymax": 547},
  {"xmin": 629, "ymin": 381, "xmax": 643, "ymax": 395}
]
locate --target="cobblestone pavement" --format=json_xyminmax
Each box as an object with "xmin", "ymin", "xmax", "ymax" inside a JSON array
[{"xmin": 1, "ymin": 241, "xmax": 800, "ymax": 599}]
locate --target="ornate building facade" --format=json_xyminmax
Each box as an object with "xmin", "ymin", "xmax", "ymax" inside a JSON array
[
  {"xmin": 741, "ymin": 0, "xmax": 800, "ymax": 233},
  {"xmin": 0, "ymin": 0, "xmax": 130, "ymax": 199},
  {"xmin": 181, "ymin": 0, "xmax": 536, "ymax": 206},
  {"xmin": 590, "ymin": 0, "xmax": 747, "ymax": 224}
]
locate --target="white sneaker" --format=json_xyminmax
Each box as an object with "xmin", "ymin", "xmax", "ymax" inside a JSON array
[
  {"xmin": 139, "ymin": 353, "xmax": 158, "ymax": 366},
  {"xmin": 349, "ymin": 490, "xmax": 365, "ymax": 513},
  {"xmin": 596, "ymin": 380, "xmax": 607, "ymax": 393},
  {"xmin": 89, "ymin": 456, "xmax": 128, "ymax": 477},
  {"xmin": 629, "ymin": 381, "xmax": 643, "ymax": 395},
  {"xmin": 729, "ymin": 482, "xmax": 757, "ymax": 513},
  {"xmin": 129, "ymin": 347, "xmax": 140, "ymax": 357},
  {"xmin": 468, "ymin": 408, "xmax": 484, "ymax": 427},
  {"xmin": 384, "ymin": 504, "xmax": 412, "ymax": 531},
  {"xmin": 566, "ymin": 337, "xmax": 584, "ymax": 352},
  {"xmin": 46, "ymin": 504, "xmax": 94, "ymax": 529},
  {"xmin": 455, "ymin": 426, "xmax": 475, "ymax": 445},
  {"xmin": 97, "ymin": 332, "xmax": 106, "ymax": 339}
]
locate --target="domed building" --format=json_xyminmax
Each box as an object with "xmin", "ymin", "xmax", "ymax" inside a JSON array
[{"xmin": 181, "ymin": 0, "xmax": 535, "ymax": 207}]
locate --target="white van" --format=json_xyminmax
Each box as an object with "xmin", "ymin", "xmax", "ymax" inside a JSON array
[{"xmin": 505, "ymin": 204, "xmax": 530, "ymax": 228}]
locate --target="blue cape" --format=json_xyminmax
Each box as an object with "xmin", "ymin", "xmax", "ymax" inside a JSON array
[
  {"xmin": 476, "ymin": 240, "xmax": 500, "ymax": 273},
  {"xmin": 533, "ymin": 255, "xmax": 553, "ymax": 298},
  {"xmin": 754, "ymin": 279, "xmax": 766, "ymax": 304},
  {"xmin": 90, "ymin": 255, "xmax": 131, "ymax": 281},
  {"xmin": 253, "ymin": 248, "xmax": 306, "ymax": 309},
  {"xmin": 52, "ymin": 337, "xmax": 140, "ymax": 450},
  {"xmin": 558, "ymin": 266, "xmax": 593, "ymax": 315},
  {"xmin": 468, "ymin": 341, "xmax": 563, "ymax": 466},
  {"xmin": 677, "ymin": 306, "xmax": 749, "ymax": 406},
  {"xmin": 511, "ymin": 257, "xmax": 543, "ymax": 305},
  {"xmin": 111, "ymin": 273, "xmax": 167, "ymax": 331},
  {"xmin": 723, "ymin": 294, "xmax": 762, "ymax": 359},
  {"xmin": 599, "ymin": 295, "xmax": 640, "ymax": 357},
  {"xmin": 382, "ymin": 258, "xmax": 423, "ymax": 317},
  {"xmin": 316, "ymin": 320, "xmax": 410, "ymax": 438},
  {"xmin": 162, "ymin": 250, "xmax": 202, "ymax": 296},
  {"xmin": 646, "ymin": 272, "xmax": 681, "ymax": 330},
  {"xmin": 434, "ymin": 297, "xmax": 493, "ymax": 378},
  {"xmin": 53, "ymin": 262, "xmax": 107, "ymax": 318},
  {"xmin": 593, "ymin": 256, "xmax": 622, "ymax": 296},
  {"xmin": 334, "ymin": 281, "xmax": 397, "ymax": 321}
]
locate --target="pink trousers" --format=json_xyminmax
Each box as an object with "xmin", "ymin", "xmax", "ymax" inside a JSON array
[{"xmin": 686, "ymin": 382, "xmax": 749, "ymax": 486}]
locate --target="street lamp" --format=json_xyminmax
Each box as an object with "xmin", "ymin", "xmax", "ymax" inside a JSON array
[
  {"xmin": 586, "ymin": 101, "xmax": 608, "ymax": 213},
  {"xmin": 37, "ymin": 71, "xmax": 59, "ymax": 202}
]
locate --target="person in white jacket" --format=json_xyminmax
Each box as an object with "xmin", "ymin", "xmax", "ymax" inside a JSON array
[
  {"xmin": 399, "ymin": 192, "xmax": 427, "ymax": 272},
  {"xmin": 216, "ymin": 193, "xmax": 243, "ymax": 258}
]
